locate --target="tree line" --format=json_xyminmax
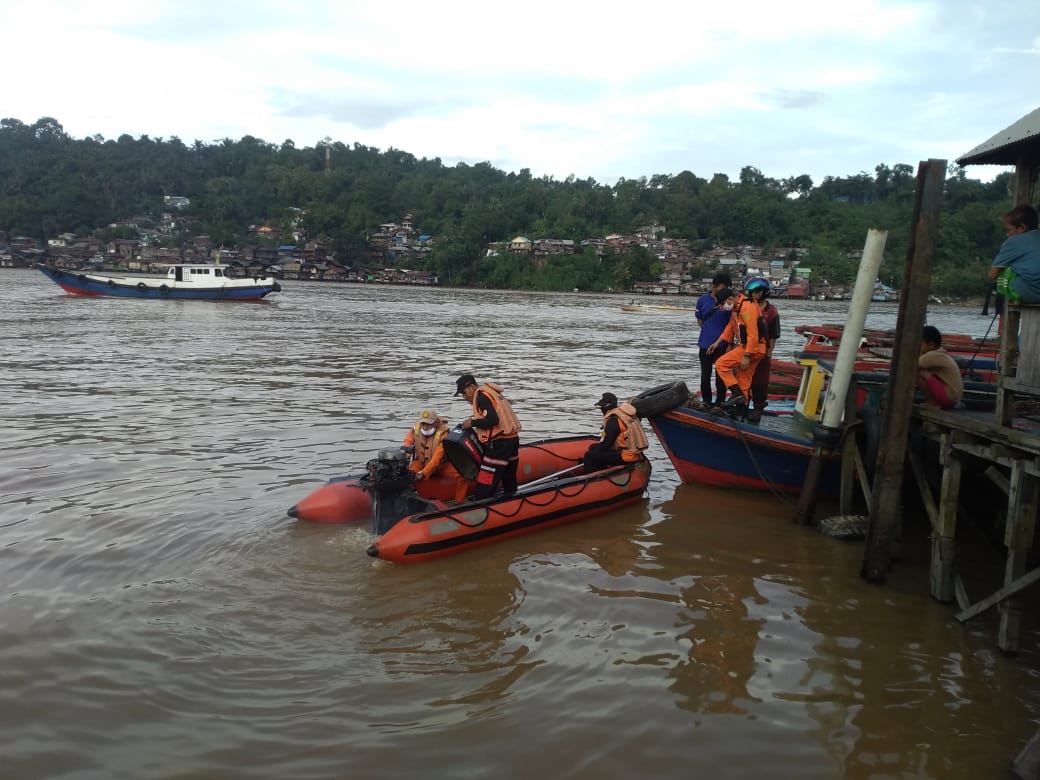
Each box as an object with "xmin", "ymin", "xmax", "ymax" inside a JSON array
[{"xmin": 0, "ymin": 116, "xmax": 1015, "ymax": 296}]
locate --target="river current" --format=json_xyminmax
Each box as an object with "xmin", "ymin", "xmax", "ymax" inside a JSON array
[{"xmin": 0, "ymin": 268, "xmax": 1035, "ymax": 779}]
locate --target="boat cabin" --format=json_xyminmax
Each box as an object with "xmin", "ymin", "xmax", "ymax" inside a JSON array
[{"xmin": 165, "ymin": 264, "xmax": 231, "ymax": 282}]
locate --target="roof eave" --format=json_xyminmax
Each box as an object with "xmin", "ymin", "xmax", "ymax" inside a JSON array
[{"xmin": 956, "ymin": 106, "xmax": 1040, "ymax": 167}]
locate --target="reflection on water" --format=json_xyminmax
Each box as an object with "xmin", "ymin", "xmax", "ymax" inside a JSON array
[{"xmin": 0, "ymin": 269, "xmax": 1036, "ymax": 779}]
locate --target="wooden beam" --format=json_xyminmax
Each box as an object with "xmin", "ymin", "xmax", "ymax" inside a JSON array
[
  {"xmin": 954, "ymin": 575, "xmax": 970, "ymax": 611},
  {"xmin": 863, "ymin": 159, "xmax": 946, "ymax": 583},
  {"xmin": 999, "ymin": 461, "xmax": 1040, "ymax": 652},
  {"xmin": 997, "ymin": 307, "xmax": 1021, "ymax": 427},
  {"xmin": 839, "ymin": 381, "xmax": 860, "ymax": 515},
  {"xmin": 984, "ymin": 465, "xmax": 1011, "ymax": 495},
  {"xmin": 852, "ymin": 442, "xmax": 873, "ymax": 515},
  {"xmin": 955, "ymin": 565, "xmax": 1040, "ymax": 622},
  {"xmin": 930, "ymin": 439, "xmax": 962, "ymax": 602},
  {"xmin": 916, "ymin": 404, "xmax": 1040, "ymax": 455},
  {"xmin": 905, "ymin": 448, "xmax": 940, "ymax": 533}
]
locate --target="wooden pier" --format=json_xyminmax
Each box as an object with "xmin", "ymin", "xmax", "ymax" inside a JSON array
[
  {"xmin": 855, "ymin": 107, "xmax": 1040, "ymax": 661},
  {"xmin": 910, "ymin": 303, "xmax": 1040, "ymax": 654}
]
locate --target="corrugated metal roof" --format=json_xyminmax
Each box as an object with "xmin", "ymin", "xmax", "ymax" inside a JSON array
[{"xmin": 957, "ymin": 106, "xmax": 1040, "ymax": 166}]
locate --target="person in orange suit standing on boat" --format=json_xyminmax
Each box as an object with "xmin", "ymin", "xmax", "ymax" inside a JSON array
[
  {"xmin": 455, "ymin": 374, "xmax": 522, "ymax": 499},
  {"xmin": 582, "ymin": 392, "xmax": 650, "ymax": 472},
  {"xmin": 707, "ymin": 285, "xmax": 767, "ymax": 420},
  {"xmin": 746, "ymin": 278, "xmax": 781, "ymax": 423},
  {"xmin": 403, "ymin": 408, "xmax": 471, "ymax": 502}
]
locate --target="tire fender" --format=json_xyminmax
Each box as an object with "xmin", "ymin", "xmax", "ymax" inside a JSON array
[{"xmin": 632, "ymin": 381, "xmax": 690, "ymax": 418}]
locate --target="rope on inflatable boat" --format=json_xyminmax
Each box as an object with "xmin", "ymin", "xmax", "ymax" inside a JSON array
[{"xmin": 434, "ymin": 466, "xmax": 633, "ymax": 527}]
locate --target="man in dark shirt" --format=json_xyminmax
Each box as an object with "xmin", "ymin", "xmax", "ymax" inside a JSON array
[
  {"xmin": 583, "ymin": 392, "xmax": 625, "ymax": 471},
  {"xmin": 748, "ymin": 283, "xmax": 781, "ymax": 423}
]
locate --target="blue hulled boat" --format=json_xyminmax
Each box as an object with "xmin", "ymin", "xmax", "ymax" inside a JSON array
[{"xmin": 37, "ymin": 263, "xmax": 281, "ymax": 301}]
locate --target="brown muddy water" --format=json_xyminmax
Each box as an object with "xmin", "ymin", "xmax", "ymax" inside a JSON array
[{"xmin": 1, "ymin": 268, "xmax": 1036, "ymax": 779}]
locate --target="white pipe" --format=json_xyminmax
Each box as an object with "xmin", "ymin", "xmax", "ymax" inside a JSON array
[{"xmin": 819, "ymin": 229, "xmax": 888, "ymax": 429}]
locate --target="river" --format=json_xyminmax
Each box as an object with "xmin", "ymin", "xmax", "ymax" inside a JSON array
[{"xmin": 1, "ymin": 268, "xmax": 1035, "ymax": 779}]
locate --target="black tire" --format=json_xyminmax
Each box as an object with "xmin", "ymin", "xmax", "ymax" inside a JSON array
[
  {"xmin": 272, "ymin": 282, "xmax": 282, "ymax": 292},
  {"xmin": 77, "ymin": 274, "xmax": 88, "ymax": 282},
  {"xmin": 632, "ymin": 381, "xmax": 690, "ymax": 418},
  {"xmin": 159, "ymin": 284, "xmax": 170, "ymax": 294},
  {"xmin": 136, "ymin": 282, "xmax": 147, "ymax": 291},
  {"xmin": 107, "ymin": 279, "xmax": 116, "ymax": 287}
]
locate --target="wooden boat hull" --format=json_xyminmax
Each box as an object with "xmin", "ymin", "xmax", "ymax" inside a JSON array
[
  {"xmin": 367, "ymin": 459, "xmax": 651, "ymax": 563},
  {"xmin": 37, "ymin": 265, "xmax": 280, "ymax": 301},
  {"xmin": 650, "ymin": 405, "xmax": 841, "ymax": 494},
  {"xmin": 288, "ymin": 435, "xmax": 599, "ymax": 523},
  {"xmin": 620, "ymin": 303, "xmax": 694, "ymax": 314}
]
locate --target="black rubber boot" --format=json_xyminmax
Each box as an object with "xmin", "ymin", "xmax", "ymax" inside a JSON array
[{"xmin": 719, "ymin": 388, "xmax": 747, "ymax": 410}]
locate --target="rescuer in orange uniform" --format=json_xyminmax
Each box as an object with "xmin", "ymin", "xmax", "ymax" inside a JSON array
[
  {"xmin": 455, "ymin": 374, "xmax": 522, "ymax": 499},
  {"xmin": 403, "ymin": 408, "xmax": 470, "ymax": 502},
  {"xmin": 582, "ymin": 392, "xmax": 650, "ymax": 471},
  {"xmin": 707, "ymin": 282, "xmax": 768, "ymax": 419}
]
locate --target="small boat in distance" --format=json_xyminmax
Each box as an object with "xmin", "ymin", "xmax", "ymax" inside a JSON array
[
  {"xmin": 37, "ymin": 263, "xmax": 282, "ymax": 301},
  {"xmin": 620, "ymin": 301, "xmax": 694, "ymax": 314}
]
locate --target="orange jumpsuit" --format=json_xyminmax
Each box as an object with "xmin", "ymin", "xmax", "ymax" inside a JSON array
[
  {"xmin": 714, "ymin": 295, "xmax": 767, "ymax": 401},
  {"xmin": 403, "ymin": 422, "xmax": 471, "ymax": 502}
]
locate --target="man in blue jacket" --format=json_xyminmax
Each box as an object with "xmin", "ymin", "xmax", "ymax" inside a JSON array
[{"xmin": 695, "ymin": 272, "xmax": 732, "ymax": 406}]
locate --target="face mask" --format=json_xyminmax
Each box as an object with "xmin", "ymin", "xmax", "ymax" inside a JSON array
[
  {"xmin": 722, "ymin": 302, "xmax": 734, "ymax": 311},
  {"xmin": 420, "ymin": 425, "xmax": 436, "ymax": 436}
]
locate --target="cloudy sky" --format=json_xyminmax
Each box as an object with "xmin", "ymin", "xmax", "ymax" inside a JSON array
[{"xmin": 5, "ymin": 0, "xmax": 1037, "ymax": 185}]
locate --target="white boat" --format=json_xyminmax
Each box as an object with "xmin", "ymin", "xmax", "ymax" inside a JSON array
[
  {"xmin": 620, "ymin": 302, "xmax": 694, "ymax": 314},
  {"xmin": 38, "ymin": 263, "xmax": 282, "ymax": 301}
]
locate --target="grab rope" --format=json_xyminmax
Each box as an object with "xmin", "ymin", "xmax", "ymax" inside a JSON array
[
  {"xmin": 428, "ymin": 466, "xmax": 633, "ymax": 528},
  {"xmin": 715, "ymin": 413, "xmax": 807, "ymax": 509}
]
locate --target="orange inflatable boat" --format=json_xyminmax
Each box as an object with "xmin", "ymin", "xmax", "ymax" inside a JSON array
[
  {"xmin": 288, "ymin": 435, "xmax": 600, "ymax": 524},
  {"xmin": 367, "ymin": 458, "xmax": 652, "ymax": 563}
]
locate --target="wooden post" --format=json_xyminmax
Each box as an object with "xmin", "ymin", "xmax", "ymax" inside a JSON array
[
  {"xmin": 796, "ymin": 232, "xmax": 886, "ymax": 526},
  {"xmin": 999, "ymin": 459, "xmax": 1040, "ymax": 653},
  {"xmin": 862, "ymin": 159, "xmax": 945, "ymax": 583},
  {"xmin": 997, "ymin": 305, "xmax": 1020, "ymax": 427},
  {"xmin": 839, "ymin": 378, "xmax": 859, "ymax": 515},
  {"xmin": 929, "ymin": 433, "xmax": 962, "ymax": 602}
]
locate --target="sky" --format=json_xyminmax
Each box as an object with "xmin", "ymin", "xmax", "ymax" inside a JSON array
[{"xmin": 5, "ymin": 0, "xmax": 1038, "ymax": 186}]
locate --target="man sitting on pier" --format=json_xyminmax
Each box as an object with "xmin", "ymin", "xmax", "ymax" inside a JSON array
[{"xmin": 917, "ymin": 326, "xmax": 964, "ymax": 410}]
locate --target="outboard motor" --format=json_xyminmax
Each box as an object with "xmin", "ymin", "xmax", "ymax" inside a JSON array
[
  {"xmin": 360, "ymin": 448, "xmax": 415, "ymax": 535},
  {"xmin": 360, "ymin": 447, "xmax": 438, "ymax": 535}
]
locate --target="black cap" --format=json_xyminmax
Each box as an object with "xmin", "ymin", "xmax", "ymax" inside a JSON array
[
  {"xmin": 454, "ymin": 374, "xmax": 476, "ymax": 395},
  {"xmin": 594, "ymin": 392, "xmax": 618, "ymax": 409}
]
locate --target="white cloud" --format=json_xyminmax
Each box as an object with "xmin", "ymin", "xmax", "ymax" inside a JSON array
[{"xmin": 2, "ymin": 0, "xmax": 1035, "ymax": 183}]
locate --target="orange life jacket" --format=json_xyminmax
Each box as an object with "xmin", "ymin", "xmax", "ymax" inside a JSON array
[
  {"xmin": 720, "ymin": 295, "xmax": 767, "ymax": 355},
  {"xmin": 605, "ymin": 403, "xmax": 649, "ymax": 462},
  {"xmin": 403, "ymin": 419, "xmax": 451, "ymax": 474},
  {"xmin": 472, "ymin": 383, "xmax": 521, "ymax": 443}
]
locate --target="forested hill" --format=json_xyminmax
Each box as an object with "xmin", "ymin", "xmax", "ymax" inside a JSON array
[{"xmin": 0, "ymin": 116, "xmax": 1015, "ymax": 296}]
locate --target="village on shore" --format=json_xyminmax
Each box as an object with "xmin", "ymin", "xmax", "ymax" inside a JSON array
[{"xmin": 1, "ymin": 202, "xmax": 894, "ymax": 300}]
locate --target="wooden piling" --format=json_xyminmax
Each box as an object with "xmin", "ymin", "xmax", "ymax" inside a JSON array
[
  {"xmin": 862, "ymin": 159, "xmax": 946, "ymax": 583},
  {"xmin": 929, "ymin": 433, "xmax": 962, "ymax": 602}
]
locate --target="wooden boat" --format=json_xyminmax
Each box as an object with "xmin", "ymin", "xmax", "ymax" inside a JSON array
[
  {"xmin": 37, "ymin": 263, "xmax": 281, "ymax": 301},
  {"xmin": 288, "ymin": 435, "xmax": 600, "ymax": 524},
  {"xmin": 649, "ymin": 402, "xmax": 842, "ymax": 495},
  {"xmin": 620, "ymin": 302, "xmax": 694, "ymax": 314},
  {"xmin": 367, "ymin": 458, "xmax": 652, "ymax": 563},
  {"xmin": 795, "ymin": 323, "xmax": 999, "ymax": 366}
]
